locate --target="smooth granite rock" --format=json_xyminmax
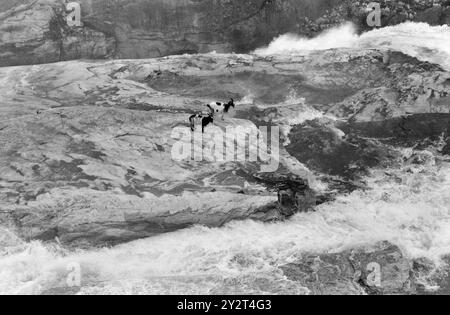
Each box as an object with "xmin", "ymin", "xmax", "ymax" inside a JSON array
[{"xmin": 0, "ymin": 49, "xmax": 448, "ymax": 246}]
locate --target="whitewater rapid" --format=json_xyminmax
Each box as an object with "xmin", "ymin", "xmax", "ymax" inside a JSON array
[
  {"xmin": 2, "ymin": 156, "xmax": 450, "ymax": 294},
  {"xmin": 256, "ymin": 22, "xmax": 450, "ymax": 71},
  {"xmin": 1, "ymin": 22, "xmax": 450, "ymax": 295}
]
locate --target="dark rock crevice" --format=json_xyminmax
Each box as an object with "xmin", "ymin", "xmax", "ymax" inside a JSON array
[{"xmin": 46, "ymin": 7, "xmax": 66, "ymax": 61}]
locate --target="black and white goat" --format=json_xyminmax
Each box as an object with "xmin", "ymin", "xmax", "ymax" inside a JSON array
[
  {"xmin": 189, "ymin": 113, "xmax": 214, "ymax": 133},
  {"xmin": 206, "ymin": 99, "xmax": 235, "ymax": 120}
]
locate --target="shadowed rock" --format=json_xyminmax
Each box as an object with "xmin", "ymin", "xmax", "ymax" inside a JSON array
[{"xmin": 287, "ymin": 114, "xmax": 450, "ymax": 181}]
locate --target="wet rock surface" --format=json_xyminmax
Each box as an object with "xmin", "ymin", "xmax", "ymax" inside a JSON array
[
  {"xmin": 0, "ymin": 45, "xmax": 448, "ymax": 297},
  {"xmin": 287, "ymin": 113, "xmax": 450, "ymax": 181},
  {"xmin": 0, "ymin": 49, "xmax": 449, "ymax": 247},
  {"xmin": 281, "ymin": 241, "xmax": 415, "ymax": 295}
]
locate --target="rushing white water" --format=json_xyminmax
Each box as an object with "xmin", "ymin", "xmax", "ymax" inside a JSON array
[
  {"xmin": 1, "ymin": 22, "xmax": 450, "ymax": 295},
  {"xmin": 254, "ymin": 23, "xmax": 360, "ymax": 54},
  {"xmin": 1, "ymin": 157, "xmax": 450, "ymax": 294},
  {"xmin": 256, "ymin": 22, "xmax": 450, "ymax": 70}
]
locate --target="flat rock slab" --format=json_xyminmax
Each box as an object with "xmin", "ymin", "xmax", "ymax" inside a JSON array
[{"xmin": 0, "ymin": 49, "xmax": 448, "ymax": 247}]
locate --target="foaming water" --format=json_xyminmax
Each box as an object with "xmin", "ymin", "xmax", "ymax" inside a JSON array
[
  {"xmin": 256, "ymin": 22, "xmax": 450, "ymax": 70},
  {"xmin": 359, "ymin": 22, "xmax": 450, "ymax": 70},
  {"xmin": 1, "ymin": 158, "xmax": 450, "ymax": 294},
  {"xmin": 255, "ymin": 23, "xmax": 359, "ymax": 54}
]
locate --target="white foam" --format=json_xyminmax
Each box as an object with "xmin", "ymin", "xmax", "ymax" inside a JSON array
[
  {"xmin": 255, "ymin": 23, "xmax": 359, "ymax": 55},
  {"xmin": 1, "ymin": 161, "xmax": 450, "ymax": 294},
  {"xmin": 256, "ymin": 22, "xmax": 450, "ymax": 70}
]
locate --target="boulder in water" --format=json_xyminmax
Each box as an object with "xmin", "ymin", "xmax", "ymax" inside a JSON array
[{"xmin": 281, "ymin": 241, "xmax": 415, "ymax": 295}]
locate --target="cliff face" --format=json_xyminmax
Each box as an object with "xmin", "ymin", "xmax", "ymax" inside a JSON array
[
  {"xmin": 1, "ymin": 0, "xmax": 449, "ymax": 67},
  {"xmin": 0, "ymin": 0, "xmax": 340, "ymax": 67}
]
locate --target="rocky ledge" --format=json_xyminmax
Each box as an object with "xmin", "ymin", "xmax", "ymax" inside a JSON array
[{"xmin": 0, "ymin": 48, "xmax": 448, "ymax": 247}]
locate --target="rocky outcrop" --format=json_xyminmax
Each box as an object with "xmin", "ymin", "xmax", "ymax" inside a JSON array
[
  {"xmin": 0, "ymin": 0, "xmax": 115, "ymax": 67},
  {"xmin": 415, "ymin": 3, "xmax": 450, "ymax": 25},
  {"xmin": 347, "ymin": 0, "xmax": 450, "ymax": 31},
  {"xmin": 286, "ymin": 113, "xmax": 450, "ymax": 181},
  {"xmin": 0, "ymin": 48, "xmax": 449, "ymax": 246},
  {"xmin": 282, "ymin": 51, "xmax": 450, "ymax": 182},
  {"xmin": 281, "ymin": 241, "xmax": 415, "ymax": 295},
  {"xmin": 1, "ymin": 0, "xmax": 450, "ymax": 67}
]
